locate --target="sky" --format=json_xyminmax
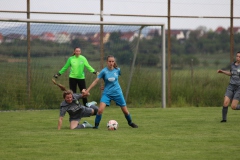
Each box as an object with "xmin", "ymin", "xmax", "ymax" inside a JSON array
[{"xmin": 0, "ymin": 0, "xmax": 239, "ymax": 30}]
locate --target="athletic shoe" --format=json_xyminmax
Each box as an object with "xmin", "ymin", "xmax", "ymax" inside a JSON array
[
  {"xmin": 92, "ymin": 126, "xmax": 98, "ymax": 129},
  {"xmin": 129, "ymin": 122, "xmax": 138, "ymax": 128},
  {"xmin": 221, "ymin": 120, "xmax": 227, "ymax": 122},
  {"xmin": 86, "ymin": 101, "xmax": 97, "ymax": 107},
  {"xmin": 83, "ymin": 121, "xmax": 93, "ymax": 128}
]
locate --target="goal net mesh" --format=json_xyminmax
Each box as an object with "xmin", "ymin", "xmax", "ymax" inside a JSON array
[{"xmin": 0, "ymin": 21, "xmax": 163, "ymax": 110}]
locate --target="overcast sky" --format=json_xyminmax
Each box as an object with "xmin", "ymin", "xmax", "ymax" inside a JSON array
[{"xmin": 0, "ymin": 0, "xmax": 239, "ymax": 30}]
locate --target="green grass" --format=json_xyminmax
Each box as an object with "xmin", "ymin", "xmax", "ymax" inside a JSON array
[{"xmin": 0, "ymin": 107, "xmax": 240, "ymax": 160}]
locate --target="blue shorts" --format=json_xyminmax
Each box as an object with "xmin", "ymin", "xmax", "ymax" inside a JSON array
[
  {"xmin": 100, "ymin": 93, "xmax": 126, "ymax": 107},
  {"xmin": 225, "ymin": 84, "xmax": 240, "ymax": 101}
]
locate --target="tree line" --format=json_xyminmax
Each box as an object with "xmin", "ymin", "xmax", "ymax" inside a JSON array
[{"xmin": 1, "ymin": 29, "xmax": 240, "ymax": 68}]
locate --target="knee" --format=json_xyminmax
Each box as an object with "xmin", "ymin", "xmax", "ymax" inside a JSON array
[
  {"xmin": 223, "ymin": 102, "xmax": 229, "ymax": 107},
  {"xmin": 90, "ymin": 105, "xmax": 98, "ymax": 115},
  {"xmin": 93, "ymin": 108, "xmax": 98, "ymax": 115},
  {"xmin": 231, "ymin": 105, "xmax": 237, "ymax": 110}
]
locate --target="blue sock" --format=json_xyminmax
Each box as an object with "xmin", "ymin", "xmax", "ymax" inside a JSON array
[
  {"xmin": 125, "ymin": 114, "xmax": 132, "ymax": 124},
  {"xmin": 95, "ymin": 114, "xmax": 102, "ymax": 127}
]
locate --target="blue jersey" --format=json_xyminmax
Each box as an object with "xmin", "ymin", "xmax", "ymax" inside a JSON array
[
  {"xmin": 98, "ymin": 67, "xmax": 122, "ymax": 96},
  {"xmin": 97, "ymin": 67, "xmax": 126, "ymax": 106}
]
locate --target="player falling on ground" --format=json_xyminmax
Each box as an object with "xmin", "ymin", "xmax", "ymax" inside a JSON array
[
  {"xmin": 58, "ymin": 90, "xmax": 98, "ymax": 130},
  {"xmin": 218, "ymin": 51, "xmax": 240, "ymax": 122}
]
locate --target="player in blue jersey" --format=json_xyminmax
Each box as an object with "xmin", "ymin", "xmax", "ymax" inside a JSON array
[
  {"xmin": 83, "ymin": 55, "xmax": 138, "ymax": 129},
  {"xmin": 218, "ymin": 51, "xmax": 240, "ymax": 122}
]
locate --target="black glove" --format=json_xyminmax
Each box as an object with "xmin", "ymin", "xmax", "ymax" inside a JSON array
[
  {"xmin": 93, "ymin": 71, "xmax": 99, "ymax": 75},
  {"xmin": 53, "ymin": 73, "xmax": 61, "ymax": 78}
]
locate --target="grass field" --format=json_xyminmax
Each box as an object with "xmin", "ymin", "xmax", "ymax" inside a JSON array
[{"xmin": 0, "ymin": 107, "xmax": 240, "ymax": 160}]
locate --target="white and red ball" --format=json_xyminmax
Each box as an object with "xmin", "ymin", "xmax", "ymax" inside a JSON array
[{"xmin": 107, "ymin": 120, "xmax": 118, "ymax": 130}]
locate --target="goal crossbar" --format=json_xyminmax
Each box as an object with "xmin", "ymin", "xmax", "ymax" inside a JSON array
[{"xmin": 0, "ymin": 18, "xmax": 165, "ymax": 26}]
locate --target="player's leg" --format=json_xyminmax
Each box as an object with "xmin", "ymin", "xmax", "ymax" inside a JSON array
[
  {"xmin": 93, "ymin": 102, "xmax": 106, "ymax": 129},
  {"xmin": 74, "ymin": 107, "xmax": 98, "ymax": 129},
  {"xmin": 93, "ymin": 95, "xmax": 109, "ymax": 129},
  {"xmin": 231, "ymin": 100, "xmax": 240, "ymax": 110},
  {"xmin": 71, "ymin": 119, "xmax": 93, "ymax": 129},
  {"xmin": 89, "ymin": 105, "xmax": 98, "ymax": 115},
  {"xmin": 70, "ymin": 120, "xmax": 82, "ymax": 129},
  {"xmin": 221, "ymin": 96, "xmax": 231, "ymax": 122},
  {"xmin": 120, "ymin": 106, "xmax": 138, "ymax": 128},
  {"xmin": 231, "ymin": 87, "xmax": 240, "ymax": 110},
  {"xmin": 77, "ymin": 79, "xmax": 88, "ymax": 106},
  {"xmin": 115, "ymin": 94, "xmax": 138, "ymax": 128},
  {"xmin": 221, "ymin": 85, "xmax": 234, "ymax": 122},
  {"xmin": 69, "ymin": 78, "xmax": 77, "ymax": 93}
]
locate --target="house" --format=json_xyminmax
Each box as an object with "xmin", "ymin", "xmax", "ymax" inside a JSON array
[
  {"xmin": 120, "ymin": 31, "xmax": 143, "ymax": 42},
  {"xmin": 4, "ymin": 33, "xmax": 26, "ymax": 43},
  {"xmin": 90, "ymin": 32, "xmax": 110, "ymax": 46},
  {"xmin": 181, "ymin": 29, "xmax": 191, "ymax": 39},
  {"xmin": 30, "ymin": 34, "xmax": 40, "ymax": 41},
  {"xmin": 55, "ymin": 32, "xmax": 70, "ymax": 43},
  {"xmin": 70, "ymin": 32, "xmax": 88, "ymax": 41},
  {"xmin": 215, "ymin": 26, "xmax": 226, "ymax": 34},
  {"xmin": 227, "ymin": 27, "xmax": 240, "ymax": 34},
  {"xmin": 39, "ymin": 32, "xmax": 55, "ymax": 42},
  {"xmin": 166, "ymin": 30, "xmax": 185, "ymax": 40},
  {"xmin": 146, "ymin": 29, "xmax": 161, "ymax": 40}
]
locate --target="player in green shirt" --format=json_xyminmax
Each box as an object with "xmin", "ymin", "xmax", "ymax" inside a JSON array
[{"xmin": 54, "ymin": 47, "xmax": 98, "ymax": 106}]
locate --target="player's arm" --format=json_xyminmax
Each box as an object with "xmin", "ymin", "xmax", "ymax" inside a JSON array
[
  {"xmin": 84, "ymin": 78, "xmax": 100, "ymax": 95},
  {"xmin": 83, "ymin": 57, "xmax": 96, "ymax": 73},
  {"xmin": 58, "ymin": 57, "xmax": 71, "ymax": 75},
  {"xmin": 81, "ymin": 89, "xmax": 90, "ymax": 98},
  {"xmin": 58, "ymin": 116, "xmax": 63, "ymax": 130},
  {"xmin": 217, "ymin": 70, "xmax": 231, "ymax": 76}
]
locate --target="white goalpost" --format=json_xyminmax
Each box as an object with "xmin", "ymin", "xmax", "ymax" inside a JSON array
[{"xmin": 0, "ymin": 18, "xmax": 166, "ymax": 108}]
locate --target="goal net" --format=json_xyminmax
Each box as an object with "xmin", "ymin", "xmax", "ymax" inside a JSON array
[{"xmin": 0, "ymin": 19, "xmax": 165, "ymax": 110}]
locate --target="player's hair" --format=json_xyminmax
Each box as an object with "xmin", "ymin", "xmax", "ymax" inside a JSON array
[
  {"xmin": 237, "ymin": 51, "xmax": 240, "ymax": 54},
  {"xmin": 63, "ymin": 90, "xmax": 73, "ymax": 98},
  {"xmin": 72, "ymin": 47, "xmax": 81, "ymax": 56},
  {"xmin": 107, "ymin": 55, "xmax": 118, "ymax": 68}
]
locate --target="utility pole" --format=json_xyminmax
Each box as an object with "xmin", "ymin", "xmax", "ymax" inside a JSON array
[
  {"xmin": 167, "ymin": 0, "xmax": 171, "ymax": 107},
  {"xmin": 230, "ymin": 0, "xmax": 234, "ymax": 62},
  {"xmin": 27, "ymin": 0, "xmax": 31, "ymax": 105},
  {"xmin": 100, "ymin": 0, "xmax": 104, "ymax": 90}
]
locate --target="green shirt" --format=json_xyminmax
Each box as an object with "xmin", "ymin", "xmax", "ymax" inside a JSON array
[{"xmin": 59, "ymin": 55, "xmax": 95, "ymax": 79}]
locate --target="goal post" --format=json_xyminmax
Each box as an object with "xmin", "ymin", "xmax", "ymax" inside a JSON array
[{"xmin": 0, "ymin": 18, "xmax": 166, "ymax": 109}]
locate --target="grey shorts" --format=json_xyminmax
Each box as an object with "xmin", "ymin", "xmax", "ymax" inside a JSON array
[
  {"xmin": 225, "ymin": 84, "xmax": 240, "ymax": 101},
  {"xmin": 69, "ymin": 107, "xmax": 93, "ymax": 122}
]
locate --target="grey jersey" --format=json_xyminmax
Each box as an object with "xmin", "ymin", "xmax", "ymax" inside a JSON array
[
  {"xmin": 230, "ymin": 62, "xmax": 240, "ymax": 86},
  {"xmin": 59, "ymin": 93, "xmax": 85, "ymax": 119}
]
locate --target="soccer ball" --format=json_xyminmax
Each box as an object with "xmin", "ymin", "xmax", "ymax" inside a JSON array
[{"xmin": 107, "ymin": 120, "xmax": 118, "ymax": 130}]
